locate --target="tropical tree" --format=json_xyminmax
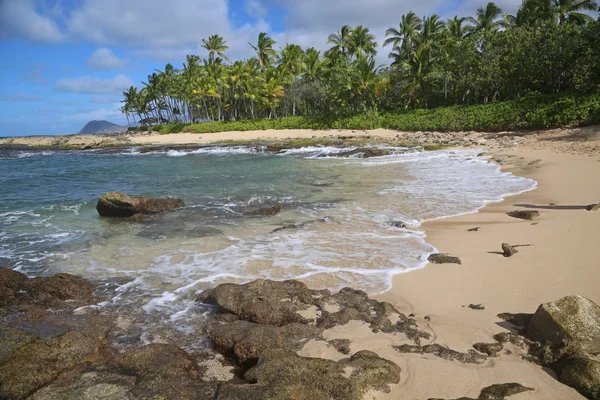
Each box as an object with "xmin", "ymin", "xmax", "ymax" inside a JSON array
[
  {"xmin": 348, "ymin": 25, "xmax": 378, "ymax": 59},
  {"xmin": 446, "ymin": 16, "xmax": 471, "ymax": 38},
  {"xmin": 552, "ymin": 0, "xmax": 599, "ymax": 24},
  {"xmin": 384, "ymin": 12, "xmax": 423, "ymax": 56},
  {"xmin": 249, "ymin": 32, "xmax": 277, "ymax": 70},
  {"xmin": 202, "ymin": 34, "xmax": 230, "ymax": 63},
  {"xmin": 467, "ymin": 2, "xmax": 505, "ymax": 32}
]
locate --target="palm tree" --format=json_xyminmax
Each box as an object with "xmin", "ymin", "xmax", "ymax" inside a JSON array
[
  {"xmin": 303, "ymin": 47, "xmax": 323, "ymax": 82},
  {"xmin": 552, "ymin": 0, "xmax": 598, "ymax": 24},
  {"xmin": 384, "ymin": 12, "xmax": 422, "ymax": 57},
  {"xmin": 446, "ymin": 16, "xmax": 471, "ymax": 38},
  {"xmin": 504, "ymin": 0, "xmax": 553, "ymax": 27},
  {"xmin": 467, "ymin": 2, "xmax": 505, "ymax": 32},
  {"xmin": 202, "ymin": 34, "xmax": 230, "ymax": 63},
  {"xmin": 327, "ymin": 25, "xmax": 353, "ymax": 56},
  {"xmin": 278, "ymin": 44, "xmax": 305, "ymax": 115},
  {"xmin": 348, "ymin": 25, "xmax": 377, "ymax": 59},
  {"xmin": 249, "ymin": 32, "xmax": 277, "ymax": 70}
]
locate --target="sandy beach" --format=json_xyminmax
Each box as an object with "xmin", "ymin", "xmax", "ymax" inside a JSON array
[{"xmin": 125, "ymin": 126, "xmax": 600, "ymax": 398}]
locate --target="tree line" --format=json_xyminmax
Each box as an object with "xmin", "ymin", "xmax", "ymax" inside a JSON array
[{"xmin": 120, "ymin": 0, "xmax": 600, "ymax": 125}]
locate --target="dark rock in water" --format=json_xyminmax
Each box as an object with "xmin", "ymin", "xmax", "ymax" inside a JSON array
[
  {"xmin": 217, "ymin": 348, "xmax": 401, "ymax": 400},
  {"xmin": 125, "ymin": 213, "xmax": 154, "ymax": 223},
  {"xmin": 328, "ymin": 338, "xmax": 352, "ymax": 355},
  {"xmin": 394, "ymin": 343, "xmax": 487, "ymax": 364},
  {"xmin": 473, "ymin": 342, "xmax": 504, "ymax": 357},
  {"xmin": 586, "ymin": 203, "xmax": 600, "ymax": 211},
  {"xmin": 137, "ymin": 224, "xmax": 222, "ymax": 240},
  {"xmin": 502, "ymin": 243, "xmax": 518, "ymax": 257},
  {"xmin": 0, "ymin": 330, "xmax": 105, "ymax": 399},
  {"xmin": 526, "ymin": 295, "xmax": 600, "ymax": 356},
  {"xmin": 428, "ymin": 253, "xmax": 462, "ymax": 265},
  {"xmin": 114, "ymin": 343, "xmax": 217, "ymax": 400},
  {"xmin": 197, "ymin": 279, "xmax": 330, "ymax": 326},
  {"xmin": 246, "ymin": 203, "xmax": 281, "ymax": 217},
  {"xmin": 555, "ymin": 357, "xmax": 600, "ymax": 400},
  {"xmin": 336, "ymin": 148, "xmax": 393, "ymax": 158},
  {"xmin": 0, "ymin": 269, "xmax": 96, "ymax": 309},
  {"xmin": 208, "ymin": 320, "xmax": 321, "ymax": 363},
  {"xmin": 507, "ymin": 210, "xmax": 540, "ymax": 220},
  {"xmin": 389, "ymin": 220, "xmax": 407, "ymax": 228},
  {"xmin": 469, "ymin": 304, "xmax": 486, "ymax": 310},
  {"xmin": 428, "ymin": 383, "xmax": 533, "ymax": 400},
  {"xmin": 96, "ymin": 192, "xmax": 184, "ymax": 217},
  {"xmin": 270, "ymin": 221, "xmax": 309, "ymax": 234}
]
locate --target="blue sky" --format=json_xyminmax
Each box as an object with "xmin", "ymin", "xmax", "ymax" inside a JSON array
[{"xmin": 0, "ymin": 0, "xmax": 526, "ymax": 137}]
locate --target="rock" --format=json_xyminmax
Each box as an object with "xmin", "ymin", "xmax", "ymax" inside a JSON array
[
  {"xmin": 429, "ymin": 383, "xmax": 533, "ymax": 400},
  {"xmin": 468, "ymin": 227, "xmax": 481, "ymax": 232},
  {"xmin": 473, "ymin": 342, "xmax": 504, "ymax": 357},
  {"xmin": 0, "ymin": 269, "xmax": 96, "ymax": 309},
  {"xmin": 497, "ymin": 312, "xmax": 533, "ymax": 328},
  {"xmin": 502, "ymin": 243, "xmax": 518, "ymax": 257},
  {"xmin": 0, "ymin": 323, "xmax": 37, "ymax": 363},
  {"xmin": 469, "ymin": 304, "xmax": 486, "ymax": 310},
  {"xmin": 428, "ymin": 253, "xmax": 462, "ymax": 265},
  {"xmin": 96, "ymin": 192, "xmax": 184, "ymax": 217},
  {"xmin": 0, "ymin": 331, "xmax": 105, "ymax": 399},
  {"xmin": 208, "ymin": 320, "xmax": 321, "ymax": 363},
  {"xmin": 328, "ymin": 339, "xmax": 351, "ymax": 355},
  {"xmin": 389, "ymin": 220, "xmax": 407, "ymax": 228},
  {"xmin": 394, "ymin": 343, "xmax": 487, "ymax": 364},
  {"xmin": 556, "ymin": 357, "xmax": 600, "ymax": 400},
  {"xmin": 115, "ymin": 343, "xmax": 216, "ymax": 400},
  {"xmin": 218, "ymin": 348, "xmax": 401, "ymax": 400},
  {"xmin": 586, "ymin": 203, "xmax": 600, "ymax": 211},
  {"xmin": 29, "ymin": 371, "xmax": 136, "ymax": 400},
  {"xmin": 246, "ymin": 203, "xmax": 281, "ymax": 217},
  {"xmin": 526, "ymin": 295, "xmax": 600, "ymax": 356},
  {"xmin": 507, "ymin": 210, "xmax": 540, "ymax": 220},
  {"xmin": 197, "ymin": 279, "xmax": 329, "ymax": 326}
]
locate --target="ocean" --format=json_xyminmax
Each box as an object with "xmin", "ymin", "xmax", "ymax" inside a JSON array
[{"xmin": 0, "ymin": 145, "xmax": 536, "ymax": 345}]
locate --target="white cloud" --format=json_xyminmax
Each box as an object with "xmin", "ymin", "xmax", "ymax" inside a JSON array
[
  {"xmin": 54, "ymin": 74, "xmax": 134, "ymax": 94},
  {"xmin": 0, "ymin": 94, "xmax": 43, "ymax": 102},
  {"xmin": 245, "ymin": 0, "xmax": 268, "ymax": 19},
  {"xmin": 87, "ymin": 48, "xmax": 128, "ymax": 70},
  {"xmin": 0, "ymin": 0, "xmax": 65, "ymax": 42}
]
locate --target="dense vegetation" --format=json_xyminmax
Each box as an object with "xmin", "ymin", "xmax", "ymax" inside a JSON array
[{"xmin": 121, "ymin": 0, "xmax": 600, "ymax": 131}]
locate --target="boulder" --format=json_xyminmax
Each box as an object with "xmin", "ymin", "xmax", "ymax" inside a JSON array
[
  {"xmin": 217, "ymin": 348, "xmax": 401, "ymax": 400},
  {"xmin": 208, "ymin": 320, "xmax": 321, "ymax": 363},
  {"xmin": 428, "ymin": 383, "xmax": 533, "ymax": 400},
  {"xmin": 197, "ymin": 279, "xmax": 329, "ymax": 326},
  {"xmin": 29, "ymin": 371, "xmax": 136, "ymax": 400},
  {"xmin": 507, "ymin": 210, "xmax": 540, "ymax": 220},
  {"xmin": 428, "ymin": 253, "xmax": 462, "ymax": 265},
  {"xmin": 96, "ymin": 192, "xmax": 184, "ymax": 217},
  {"xmin": 526, "ymin": 295, "xmax": 600, "ymax": 356},
  {"xmin": 556, "ymin": 357, "xmax": 600, "ymax": 400}
]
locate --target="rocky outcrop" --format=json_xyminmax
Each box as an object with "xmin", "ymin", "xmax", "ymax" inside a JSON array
[
  {"xmin": 428, "ymin": 253, "xmax": 462, "ymax": 265},
  {"xmin": 428, "ymin": 383, "xmax": 533, "ymax": 400},
  {"xmin": 394, "ymin": 343, "xmax": 488, "ymax": 364},
  {"xmin": 0, "ymin": 268, "xmax": 96, "ymax": 310},
  {"xmin": 96, "ymin": 192, "xmax": 184, "ymax": 217},
  {"xmin": 218, "ymin": 348, "xmax": 401, "ymax": 400},
  {"xmin": 473, "ymin": 342, "xmax": 504, "ymax": 357},
  {"xmin": 507, "ymin": 210, "xmax": 540, "ymax": 220}
]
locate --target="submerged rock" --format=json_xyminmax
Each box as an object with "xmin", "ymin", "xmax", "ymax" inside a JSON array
[
  {"xmin": 246, "ymin": 203, "xmax": 281, "ymax": 217},
  {"xmin": 96, "ymin": 191, "xmax": 184, "ymax": 217},
  {"xmin": 507, "ymin": 210, "xmax": 540, "ymax": 220},
  {"xmin": 218, "ymin": 348, "xmax": 401, "ymax": 400},
  {"xmin": 428, "ymin": 253, "xmax": 462, "ymax": 265},
  {"xmin": 428, "ymin": 382, "xmax": 533, "ymax": 400},
  {"xmin": 502, "ymin": 243, "xmax": 518, "ymax": 257}
]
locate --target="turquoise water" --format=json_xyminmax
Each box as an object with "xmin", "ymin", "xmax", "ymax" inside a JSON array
[{"xmin": 0, "ymin": 145, "xmax": 536, "ymax": 344}]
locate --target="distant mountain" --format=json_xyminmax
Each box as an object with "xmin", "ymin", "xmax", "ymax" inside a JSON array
[{"xmin": 79, "ymin": 120, "xmax": 127, "ymax": 134}]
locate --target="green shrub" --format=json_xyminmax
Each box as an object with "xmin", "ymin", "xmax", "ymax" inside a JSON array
[{"xmin": 145, "ymin": 93, "xmax": 600, "ymax": 135}]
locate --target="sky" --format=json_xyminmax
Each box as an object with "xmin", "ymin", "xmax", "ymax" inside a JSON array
[{"xmin": 0, "ymin": 0, "xmax": 525, "ymax": 137}]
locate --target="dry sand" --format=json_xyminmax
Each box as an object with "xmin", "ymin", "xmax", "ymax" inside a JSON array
[{"xmin": 301, "ymin": 129, "xmax": 600, "ymax": 399}]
